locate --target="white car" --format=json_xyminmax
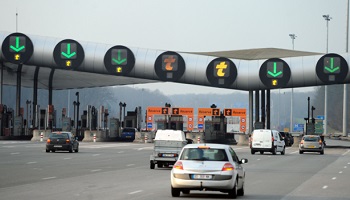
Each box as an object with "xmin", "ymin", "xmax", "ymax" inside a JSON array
[{"xmin": 171, "ymin": 143, "xmax": 248, "ymax": 198}]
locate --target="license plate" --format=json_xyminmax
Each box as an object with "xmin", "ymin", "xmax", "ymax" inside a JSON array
[
  {"xmin": 162, "ymin": 154, "xmax": 174, "ymax": 157},
  {"xmin": 192, "ymin": 174, "xmax": 212, "ymax": 180},
  {"xmin": 126, "ymin": 136, "xmax": 131, "ymax": 138},
  {"xmin": 308, "ymin": 145, "xmax": 315, "ymax": 148},
  {"xmin": 54, "ymin": 145, "xmax": 62, "ymax": 147}
]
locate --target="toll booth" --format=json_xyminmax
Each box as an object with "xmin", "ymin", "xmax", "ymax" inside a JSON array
[
  {"xmin": 204, "ymin": 116, "xmax": 227, "ymax": 143},
  {"xmin": 81, "ymin": 110, "xmax": 87, "ymax": 128},
  {"xmin": 169, "ymin": 115, "xmax": 184, "ymax": 130},
  {"xmin": 62, "ymin": 117, "xmax": 72, "ymax": 131},
  {"xmin": 109, "ymin": 118, "xmax": 120, "ymax": 137},
  {"xmin": 0, "ymin": 105, "xmax": 14, "ymax": 136},
  {"xmin": 47, "ymin": 105, "xmax": 55, "ymax": 129},
  {"xmin": 39, "ymin": 109, "xmax": 46, "ymax": 130},
  {"xmin": 90, "ymin": 106, "xmax": 98, "ymax": 130}
]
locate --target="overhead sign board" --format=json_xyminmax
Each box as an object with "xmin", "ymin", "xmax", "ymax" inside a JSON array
[
  {"xmin": 224, "ymin": 108, "xmax": 246, "ymax": 116},
  {"xmin": 1, "ymin": 32, "xmax": 34, "ymax": 64},
  {"xmin": 171, "ymin": 107, "xmax": 193, "ymax": 115},
  {"xmin": 198, "ymin": 108, "xmax": 220, "ymax": 116},
  {"xmin": 259, "ymin": 58, "xmax": 291, "ymax": 88},
  {"xmin": 154, "ymin": 51, "xmax": 185, "ymax": 81},
  {"xmin": 53, "ymin": 39, "xmax": 85, "ymax": 70},
  {"xmin": 104, "ymin": 45, "xmax": 135, "ymax": 76},
  {"xmin": 206, "ymin": 57, "xmax": 237, "ymax": 87},
  {"xmin": 316, "ymin": 53, "xmax": 349, "ymax": 84}
]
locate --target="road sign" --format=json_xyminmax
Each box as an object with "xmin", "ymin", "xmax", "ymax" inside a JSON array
[
  {"xmin": 315, "ymin": 119, "xmax": 324, "ymax": 134},
  {"xmin": 154, "ymin": 51, "xmax": 185, "ymax": 81},
  {"xmin": 161, "ymin": 107, "xmax": 169, "ymax": 114},
  {"xmin": 1, "ymin": 32, "xmax": 34, "ymax": 64},
  {"xmin": 172, "ymin": 108, "xmax": 179, "ymax": 115},
  {"xmin": 224, "ymin": 109, "xmax": 232, "ymax": 116},
  {"xmin": 259, "ymin": 58, "xmax": 291, "ymax": 88},
  {"xmin": 212, "ymin": 108, "xmax": 220, "ymax": 116},
  {"xmin": 53, "ymin": 39, "xmax": 84, "ymax": 70},
  {"xmin": 104, "ymin": 45, "xmax": 135, "ymax": 76},
  {"xmin": 316, "ymin": 53, "xmax": 349, "ymax": 83},
  {"xmin": 316, "ymin": 115, "xmax": 325, "ymax": 120},
  {"xmin": 206, "ymin": 57, "xmax": 237, "ymax": 87},
  {"xmin": 147, "ymin": 123, "xmax": 152, "ymax": 128},
  {"xmin": 198, "ymin": 124, "xmax": 204, "ymax": 129}
]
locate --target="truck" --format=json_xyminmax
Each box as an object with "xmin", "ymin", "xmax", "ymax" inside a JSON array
[{"xmin": 150, "ymin": 129, "xmax": 191, "ymax": 169}]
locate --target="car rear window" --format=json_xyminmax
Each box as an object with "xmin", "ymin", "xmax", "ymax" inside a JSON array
[
  {"xmin": 180, "ymin": 148, "xmax": 228, "ymax": 161},
  {"xmin": 49, "ymin": 133, "xmax": 69, "ymax": 139},
  {"xmin": 304, "ymin": 137, "xmax": 318, "ymax": 142},
  {"xmin": 122, "ymin": 128, "xmax": 136, "ymax": 133}
]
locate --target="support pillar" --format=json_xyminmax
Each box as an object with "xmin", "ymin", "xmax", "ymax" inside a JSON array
[
  {"xmin": 33, "ymin": 67, "xmax": 39, "ymax": 128},
  {"xmin": 249, "ymin": 90, "xmax": 253, "ymax": 133},
  {"xmin": 16, "ymin": 64, "xmax": 23, "ymax": 117},
  {"xmin": 255, "ymin": 90, "xmax": 259, "ymax": 124},
  {"xmin": 261, "ymin": 90, "xmax": 265, "ymax": 129},
  {"xmin": 266, "ymin": 89, "xmax": 270, "ymax": 129},
  {"xmin": 48, "ymin": 69, "xmax": 55, "ymax": 105}
]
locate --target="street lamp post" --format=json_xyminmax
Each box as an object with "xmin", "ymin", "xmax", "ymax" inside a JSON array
[
  {"xmin": 119, "ymin": 102, "xmax": 123, "ymax": 127},
  {"xmin": 323, "ymin": 14, "xmax": 332, "ymax": 135},
  {"xmin": 122, "ymin": 102, "xmax": 126, "ymax": 128},
  {"xmin": 289, "ymin": 34, "xmax": 297, "ymax": 132}
]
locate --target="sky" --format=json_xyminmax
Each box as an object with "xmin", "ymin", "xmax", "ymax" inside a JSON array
[{"xmin": 0, "ymin": 0, "xmax": 348, "ymax": 95}]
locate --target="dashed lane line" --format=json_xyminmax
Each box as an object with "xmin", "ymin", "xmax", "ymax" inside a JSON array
[{"xmin": 128, "ymin": 190, "xmax": 143, "ymax": 195}]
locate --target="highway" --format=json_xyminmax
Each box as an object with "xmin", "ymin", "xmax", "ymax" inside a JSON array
[{"xmin": 0, "ymin": 139, "xmax": 349, "ymax": 200}]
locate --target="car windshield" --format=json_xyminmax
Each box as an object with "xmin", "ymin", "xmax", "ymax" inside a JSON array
[
  {"xmin": 304, "ymin": 137, "xmax": 318, "ymax": 142},
  {"xmin": 180, "ymin": 148, "xmax": 228, "ymax": 161},
  {"xmin": 49, "ymin": 133, "xmax": 69, "ymax": 139}
]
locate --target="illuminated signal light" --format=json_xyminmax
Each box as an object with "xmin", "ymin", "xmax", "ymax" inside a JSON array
[
  {"xmin": 47, "ymin": 139, "xmax": 51, "ymax": 143},
  {"xmin": 319, "ymin": 140, "xmax": 323, "ymax": 145},
  {"xmin": 66, "ymin": 139, "xmax": 70, "ymax": 144},
  {"xmin": 300, "ymin": 140, "xmax": 304, "ymax": 145},
  {"xmin": 173, "ymin": 161, "xmax": 183, "ymax": 170},
  {"xmin": 198, "ymin": 146, "xmax": 210, "ymax": 149},
  {"xmin": 222, "ymin": 163, "xmax": 234, "ymax": 171}
]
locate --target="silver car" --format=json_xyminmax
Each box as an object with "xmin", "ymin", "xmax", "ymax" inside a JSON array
[
  {"xmin": 171, "ymin": 143, "xmax": 248, "ymax": 198},
  {"xmin": 299, "ymin": 135, "xmax": 324, "ymax": 154}
]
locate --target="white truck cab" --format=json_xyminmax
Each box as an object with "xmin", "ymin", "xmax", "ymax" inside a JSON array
[
  {"xmin": 150, "ymin": 129, "xmax": 189, "ymax": 169},
  {"xmin": 250, "ymin": 129, "xmax": 285, "ymax": 155}
]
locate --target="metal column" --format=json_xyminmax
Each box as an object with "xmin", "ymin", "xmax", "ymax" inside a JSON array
[
  {"xmin": 261, "ymin": 90, "xmax": 265, "ymax": 129},
  {"xmin": 249, "ymin": 90, "xmax": 253, "ymax": 133},
  {"xmin": 266, "ymin": 90, "xmax": 270, "ymax": 129},
  {"xmin": 48, "ymin": 69, "xmax": 55, "ymax": 105},
  {"xmin": 16, "ymin": 64, "xmax": 23, "ymax": 117},
  {"xmin": 33, "ymin": 67, "xmax": 39, "ymax": 128},
  {"xmin": 255, "ymin": 90, "xmax": 259, "ymax": 124}
]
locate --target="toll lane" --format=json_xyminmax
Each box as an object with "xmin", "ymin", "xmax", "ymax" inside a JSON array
[{"xmin": 0, "ymin": 140, "xmax": 349, "ymax": 200}]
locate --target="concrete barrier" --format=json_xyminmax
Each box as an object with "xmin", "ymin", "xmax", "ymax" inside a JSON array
[
  {"xmin": 83, "ymin": 130, "xmax": 107, "ymax": 142},
  {"xmin": 186, "ymin": 132, "xmax": 205, "ymax": 143},
  {"xmin": 237, "ymin": 134, "xmax": 249, "ymax": 146},
  {"xmin": 134, "ymin": 131, "xmax": 155, "ymax": 143},
  {"xmin": 31, "ymin": 130, "xmax": 52, "ymax": 142}
]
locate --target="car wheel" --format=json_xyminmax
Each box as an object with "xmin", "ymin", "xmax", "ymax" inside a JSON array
[
  {"xmin": 251, "ymin": 149, "xmax": 255, "ymax": 155},
  {"xmin": 320, "ymin": 150, "xmax": 324, "ymax": 155},
  {"xmin": 182, "ymin": 189, "xmax": 190, "ymax": 194},
  {"xmin": 150, "ymin": 161, "xmax": 155, "ymax": 169},
  {"xmin": 51, "ymin": 150, "xmax": 55, "ymax": 153},
  {"xmin": 237, "ymin": 180, "xmax": 244, "ymax": 196},
  {"xmin": 46, "ymin": 149, "xmax": 50, "ymax": 153},
  {"xmin": 260, "ymin": 151, "xmax": 264, "ymax": 154},
  {"xmin": 228, "ymin": 179, "xmax": 238, "ymax": 199},
  {"xmin": 171, "ymin": 186, "xmax": 181, "ymax": 197},
  {"xmin": 272, "ymin": 147, "xmax": 277, "ymax": 155},
  {"xmin": 158, "ymin": 163, "xmax": 163, "ymax": 168},
  {"xmin": 74, "ymin": 148, "xmax": 79, "ymax": 153},
  {"xmin": 69, "ymin": 146, "xmax": 73, "ymax": 153},
  {"xmin": 299, "ymin": 150, "xmax": 303, "ymax": 154},
  {"xmin": 281, "ymin": 147, "xmax": 285, "ymax": 155}
]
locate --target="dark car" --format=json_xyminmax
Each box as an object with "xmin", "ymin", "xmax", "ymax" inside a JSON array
[
  {"xmin": 46, "ymin": 132, "xmax": 79, "ymax": 153},
  {"xmin": 280, "ymin": 131, "xmax": 294, "ymax": 147},
  {"xmin": 120, "ymin": 127, "xmax": 137, "ymax": 141}
]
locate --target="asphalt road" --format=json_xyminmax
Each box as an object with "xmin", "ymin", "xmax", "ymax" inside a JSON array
[{"xmin": 0, "ymin": 139, "xmax": 349, "ymax": 200}]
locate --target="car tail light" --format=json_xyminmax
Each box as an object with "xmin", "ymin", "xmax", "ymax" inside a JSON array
[
  {"xmin": 319, "ymin": 140, "xmax": 323, "ymax": 145},
  {"xmin": 66, "ymin": 139, "xmax": 70, "ymax": 144},
  {"xmin": 272, "ymin": 136, "xmax": 274, "ymax": 141},
  {"xmin": 47, "ymin": 139, "xmax": 51, "ymax": 143},
  {"xmin": 300, "ymin": 140, "xmax": 304, "ymax": 144},
  {"xmin": 173, "ymin": 161, "xmax": 183, "ymax": 170},
  {"xmin": 222, "ymin": 163, "xmax": 234, "ymax": 171}
]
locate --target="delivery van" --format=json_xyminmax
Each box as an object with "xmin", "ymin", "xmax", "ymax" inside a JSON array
[{"xmin": 250, "ymin": 129, "xmax": 285, "ymax": 155}]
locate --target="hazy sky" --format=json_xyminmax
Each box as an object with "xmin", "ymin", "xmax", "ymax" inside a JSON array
[{"xmin": 0, "ymin": 0, "xmax": 348, "ymax": 95}]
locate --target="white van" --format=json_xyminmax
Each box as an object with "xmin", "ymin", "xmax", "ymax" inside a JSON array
[{"xmin": 250, "ymin": 129, "xmax": 285, "ymax": 155}]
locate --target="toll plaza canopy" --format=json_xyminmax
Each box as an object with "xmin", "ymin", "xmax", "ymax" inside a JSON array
[{"xmin": 1, "ymin": 31, "xmax": 349, "ymax": 91}]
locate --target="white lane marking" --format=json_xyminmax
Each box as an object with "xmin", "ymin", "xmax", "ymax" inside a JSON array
[
  {"xmin": 92, "ymin": 154, "xmax": 100, "ymax": 156},
  {"xmin": 11, "ymin": 152, "xmax": 20, "ymax": 155},
  {"xmin": 27, "ymin": 161, "xmax": 37, "ymax": 164},
  {"xmin": 322, "ymin": 185, "xmax": 328, "ymax": 189},
  {"xmin": 290, "ymin": 151, "xmax": 299, "ymax": 154},
  {"xmin": 91, "ymin": 169, "xmax": 102, "ymax": 172},
  {"xmin": 128, "ymin": 190, "xmax": 143, "ymax": 195},
  {"xmin": 118, "ymin": 151, "xmax": 124, "ymax": 153},
  {"xmin": 3, "ymin": 146, "xmax": 15, "ymax": 148},
  {"xmin": 64, "ymin": 157, "xmax": 72, "ymax": 160},
  {"xmin": 257, "ymin": 158, "xmax": 261, "ymax": 161},
  {"xmin": 332, "ymin": 177, "xmax": 337, "ymax": 180},
  {"xmin": 348, "ymin": 162, "xmax": 350, "ymax": 165},
  {"xmin": 342, "ymin": 150, "xmax": 350, "ymax": 156},
  {"xmin": 42, "ymin": 177, "xmax": 56, "ymax": 180},
  {"xmin": 344, "ymin": 166, "xmax": 347, "ymax": 169},
  {"xmin": 127, "ymin": 164, "xmax": 135, "ymax": 167},
  {"xmin": 136, "ymin": 147, "xmax": 153, "ymax": 150},
  {"xmin": 339, "ymin": 171, "xmax": 343, "ymax": 174},
  {"xmin": 268, "ymin": 156, "xmax": 272, "ymax": 158}
]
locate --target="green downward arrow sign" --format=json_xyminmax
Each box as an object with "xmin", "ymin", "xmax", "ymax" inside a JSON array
[
  {"xmin": 267, "ymin": 62, "xmax": 283, "ymax": 78},
  {"xmin": 324, "ymin": 57, "xmax": 340, "ymax": 73},
  {"xmin": 112, "ymin": 50, "xmax": 127, "ymax": 65},
  {"xmin": 10, "ymin": 37, "xmax": 25, "ymax": 52},
  {"xmin": 61, "ymin": 43, "xmax": 77, "ymax": 59}
]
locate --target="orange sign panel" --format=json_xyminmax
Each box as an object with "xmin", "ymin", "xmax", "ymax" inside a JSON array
[
  {"xmin": 147, "ymin": 107, "xmax": 169, "ymax": 115},
  {"xmin": 232, "ymin": 108, "xmax": 246, "ymax": 116},
  {"xmin": 179, "ymin": 107, "xmax": 193, "ymax": 115},
  {"xmin": 198, "ymin": 108, "xmax": 213, "ymax": 116}
]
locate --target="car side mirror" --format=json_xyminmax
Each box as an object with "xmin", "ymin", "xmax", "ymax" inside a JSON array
[
  {"xmin": 75, "ymin": 137, "xmax": 79, "ymax": 141},
  {"xmin": 240, "ymin": 158, "xmax": 248, "ymax": 164}
]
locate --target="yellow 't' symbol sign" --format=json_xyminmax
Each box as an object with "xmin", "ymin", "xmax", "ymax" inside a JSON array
[
  {"xmin": 117, "ymin": 67, "xmax": 122, "ymax": 73},
  {"xmin": 66, "ymin": 60, "xmax": 71, "ymax": 67},
  {"xmin": 272, "ymin": 79, "xmax": 278, "ymax": 86},
  {"xmin": 14, "ymin": 54, "xmax": 20, "ymax": 61},
  {"xmin": 215, "ymin": 62, "xmax": 227, "ymax": 77}
]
